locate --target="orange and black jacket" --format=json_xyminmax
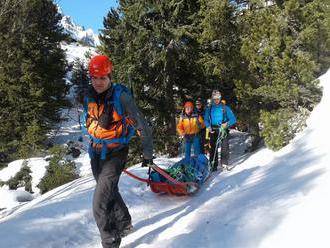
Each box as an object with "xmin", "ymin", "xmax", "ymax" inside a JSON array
[
  {"xmin": 177, "ymin": 112, "xmax": 205, "ymax": 136},
  {"xmin": 84, "ymin": 84, "xmax": 153, "ymax": 159}
]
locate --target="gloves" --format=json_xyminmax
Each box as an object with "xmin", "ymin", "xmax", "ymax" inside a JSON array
[
  {"xmin": 141, "ymin": 158, "xmax": 153, "ymax": 167},
  {"xmin": 206, "ymin": 128, "xmax": 213, "ymax": 140},
  {"xmin": 204, "ymin": 143, "xmax": 211, "ymax": 151},
  {"xmin": 221, "ymin": 122, "xmax": 228, "ymax": 129}
]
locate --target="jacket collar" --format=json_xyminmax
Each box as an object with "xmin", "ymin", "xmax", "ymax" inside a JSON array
[{"xmin": 88, "ymin": 84, "xmax": 114, "ymax": 102}]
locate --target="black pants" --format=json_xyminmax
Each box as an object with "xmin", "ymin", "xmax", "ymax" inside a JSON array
[
  {"xmin": 209, "ymin": 129, "xmax": 229, "ymax": 170},
  {"xmin": 91, "ymin": 148, "xmax": 131, "ymax": 248}
]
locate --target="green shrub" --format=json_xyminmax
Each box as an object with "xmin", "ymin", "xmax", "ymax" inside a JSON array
[
  {"xmin": 260, "ymin": 107, "xmax": 310, "ymax": 151},
  {"xmin": 6, "ymin": 160, "xmax": 33, "ymax": 192},
  {"xmin": 38, "ymin": 145, "xmax": 79, "ymax": 194}
]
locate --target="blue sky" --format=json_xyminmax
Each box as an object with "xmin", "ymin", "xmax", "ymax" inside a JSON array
[{"xmin": 57, "ymin": 0, "xmax": 118, "ymax": 33}]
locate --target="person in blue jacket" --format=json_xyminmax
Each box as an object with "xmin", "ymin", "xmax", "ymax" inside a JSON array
[{"xmin": 204, "ymin": 90, "xmax": 236, "ymax": 171}]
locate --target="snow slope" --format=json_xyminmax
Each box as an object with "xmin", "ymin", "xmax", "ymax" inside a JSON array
[{"xmin": 0, "ymin": 70, "xmax": 329, "ymax": 248}]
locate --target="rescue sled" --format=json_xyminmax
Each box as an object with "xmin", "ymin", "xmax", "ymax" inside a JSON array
[
  {"xmin": 124, "ymin": 155, "xmax": 210, "ymax": 195},
  {"xmin": 124, "ymin": 163, "xmax": 200, "ymax": 195}
]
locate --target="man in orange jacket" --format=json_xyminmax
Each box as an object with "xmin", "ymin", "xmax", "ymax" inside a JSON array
[
  {"xmin": 84, "ymin": 55, "xmax": 153, "ymax": 248},
  {"xmin": 177, "ymin": 101, "xmax": 205, "ymax": 163}
]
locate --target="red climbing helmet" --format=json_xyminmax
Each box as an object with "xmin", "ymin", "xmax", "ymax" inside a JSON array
[{"xmin": 88, "ymin": 55, "xmax": 113, "ymax": 77}]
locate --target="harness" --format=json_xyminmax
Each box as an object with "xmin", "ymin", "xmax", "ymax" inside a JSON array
[{"xmin": 83, "ymin": 84, "xmax": 136, "ymax": 160}]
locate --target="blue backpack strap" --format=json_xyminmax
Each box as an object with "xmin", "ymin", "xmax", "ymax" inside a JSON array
[
  {"xmin": 82, "ymin": 96, "xmax": 95, "ymax": 158},
  {"xmin": 83, "ymin": 83, "xmax": 136, "ymax": 160},
  {"xmin": 112, "ymin": 83, "xmax": 136, "ymax": 141},
  {"xmin": 82, "ymin": 96, "xmax": 91, "ymax": 136},
  {"xmin": 112, "ymin": 83, "xmax": 133, "ymax": 115}
]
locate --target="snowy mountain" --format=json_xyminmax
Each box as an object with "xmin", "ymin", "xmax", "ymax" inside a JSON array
[
  {"xmin": 58, "ymin": 6, "xmax": 98, "ymax": 67},
  {"xmin": 0, "ymin": 68, "xmax": 329, "ymax": 247},
  {"xmin": 59, "ymin": 8, "xmax": 100, "ymax": 47}
]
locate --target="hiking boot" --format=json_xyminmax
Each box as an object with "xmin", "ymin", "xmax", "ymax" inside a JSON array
[
  {"xmin": 226, "ymin": 164, "xmax": 235, "ymax": 171},
  {"xmin": 119, "ymin": 223, "xmax": 133, "ymax": 237},
  {"xmin": 102, "ymin": 233, "xmax": 121, "ymax": 248}
]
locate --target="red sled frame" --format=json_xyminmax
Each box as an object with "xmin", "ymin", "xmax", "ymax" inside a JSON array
[{"xmin": 123, "ymin": 163, "xmax": 199, "ymax": 195}]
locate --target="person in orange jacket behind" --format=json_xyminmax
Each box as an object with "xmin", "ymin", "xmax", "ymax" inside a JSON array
[{"xmin": 177, "ymin": 101, "xmax": 205, "ymax": 164}]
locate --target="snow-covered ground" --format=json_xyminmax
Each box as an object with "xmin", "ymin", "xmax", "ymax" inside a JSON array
[{"xmin": 0, "ymin": 69, "xmax": 329, "ymax": 248}]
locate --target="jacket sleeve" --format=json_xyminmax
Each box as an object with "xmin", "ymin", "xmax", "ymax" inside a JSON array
[
  {"xmin": 225, "ymin": 106, "xmax": 237, "ymax": 127},
  {"xmin": 120, "ymin": 92, "xmax": 153, "ymax": 159},
  {"xmin": 204, "ymin": 107, "xmax": 211, "ymax": 128},
  {"xmin": 176, "ymin": 118, "xmax": 185, "ymax": 136}
]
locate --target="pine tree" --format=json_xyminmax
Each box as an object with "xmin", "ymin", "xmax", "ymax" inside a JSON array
[
  {"xmin": 97, "ymin": 0, "xmax": 329, "ymax": 153},
  {"xmin": 198, "ymin": 0, "xmax": 242, "ymax": 102},
  {"xmin": 100, "ymin": 1, "xmax": 203, "ymax": 155},
  {"xmin": 38, "ymin": 145, "xmax": 78, "ymax": 194},
  {"xmin": 0, "ymin": 0, "xmax": 69, "ymax": 161},
  {"xmin": 237, "ymin": 0, "xmax": 327, "ymax": 150},
  {"xmin": 298, "ymin": 0, "xmax": 330, "ymax": 74},
  {"xmin": 71, "ymin": 58, "xmax": 90, "ymax": 105},
  {"xmin": 18, "ymin": 119, "xmax": 45, "ymax": 159}
]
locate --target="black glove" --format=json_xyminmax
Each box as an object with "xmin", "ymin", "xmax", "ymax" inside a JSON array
[{"xmin": 141, "ymin": 158, "xmax": 153, "ymax": 167}]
